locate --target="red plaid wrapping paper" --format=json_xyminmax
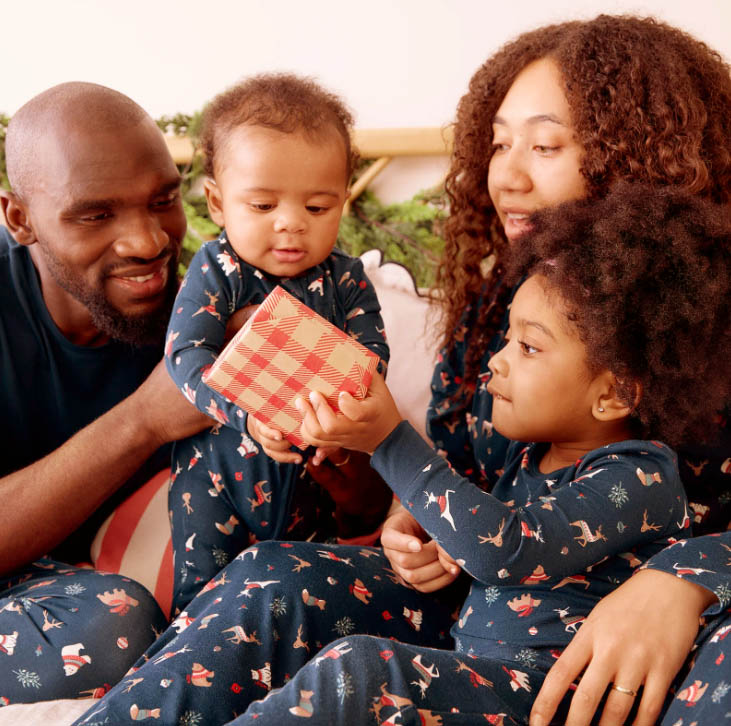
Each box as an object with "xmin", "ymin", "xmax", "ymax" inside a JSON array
[{"xmin": 203, "ymin": 285, "xmax": 380, "ymax": 449}]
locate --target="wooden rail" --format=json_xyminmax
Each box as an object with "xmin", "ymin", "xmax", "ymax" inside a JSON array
[{"xmin": 164, "ymin": 127, "xmax": 453, "ymax": 211}]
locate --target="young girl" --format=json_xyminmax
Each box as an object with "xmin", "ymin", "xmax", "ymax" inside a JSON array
[
  {"xmin": 165, "ymin": 73, "xmax": 389, "ymax": 613},
  {"xmin": 252, "ymin": 183, "xmax": 730, "ymax": 724}
]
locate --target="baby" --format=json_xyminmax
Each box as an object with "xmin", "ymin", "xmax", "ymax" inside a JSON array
[{"xmin": 165, "ymin": 73, "xmax": 388, "ymax": 614}]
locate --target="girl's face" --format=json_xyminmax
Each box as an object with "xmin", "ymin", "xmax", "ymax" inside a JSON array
[
  {"xmin": 488, "ymin": 58, "xmax": 586, "ymax": 243},
  {"xmin": 486, "ymin": 275, "xmax": 606, "ymax": 447}
]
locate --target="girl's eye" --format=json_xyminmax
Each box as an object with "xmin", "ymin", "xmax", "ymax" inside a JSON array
[
  {"xmin": 306, "ymin": 205, "xmax": 328, "ymax": 214},
  {"xmin": 492, "ymin": 142, "xmax": 509, "ymax": 153},
  {"xmin": 251, "ymin": 203, "xmax": 274, "ymax": 211},
  {"xmin": 519, "ymin": 341, "xmax": 538, "ymax": 355},
  {"xmin": 534, "ymin": 145, "xmax": 560, "ymax": 154}
]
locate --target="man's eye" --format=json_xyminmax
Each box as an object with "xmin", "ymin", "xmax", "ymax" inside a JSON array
[
  {"xmin": 152, "ymin": 195, "xmax": 178, "ymax": 209},
  {"xmin": 81, "ymin": 212, "xmax": 111, "ymax": 222}
]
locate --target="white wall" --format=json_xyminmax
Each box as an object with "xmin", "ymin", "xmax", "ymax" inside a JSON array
[{"xmin": 3, "ymin": 0, "xmax": 729, "ymax": 199}]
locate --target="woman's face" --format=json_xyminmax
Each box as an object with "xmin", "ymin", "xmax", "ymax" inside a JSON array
[{"xmin": 488, "ymin": 58, "xmax": 586, "ymax": 243}]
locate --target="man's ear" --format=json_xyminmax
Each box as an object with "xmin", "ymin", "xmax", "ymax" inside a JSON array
[
  {"xmin": 593, "ymin": 371, "xmax": 639, "ymax": 422},
  {"xmin": 0, "ymin": 191, "xmax": 37, "ymax": 246},
  {"xmin": 203, "ymin": 178, "xmax": 225, "ymax": 228}
]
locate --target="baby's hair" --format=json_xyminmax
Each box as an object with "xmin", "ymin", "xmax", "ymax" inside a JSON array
[
  {"xmin": 199, "ymin": 72, "xmax": 358, "ymax": 182},
  {"xmin": 506, "ymin": 182, "xmax": 730, "ymax": 447}
]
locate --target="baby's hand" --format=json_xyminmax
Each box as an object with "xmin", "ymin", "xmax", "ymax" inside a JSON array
[
  {"xmin": 295, "ymin": 373, "xmax": 401, "ymax": 453},
  {"xmin": 247, "ymin": 416, "xmax": 303, "ymax": 465}
]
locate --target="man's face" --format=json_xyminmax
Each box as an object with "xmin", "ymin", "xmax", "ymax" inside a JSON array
[{"xmin": 21, "ymin": 116, "xmax": 186, "ymax": 346}]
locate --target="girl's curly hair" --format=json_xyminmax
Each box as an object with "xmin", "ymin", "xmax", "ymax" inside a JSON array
[
  {"xmin": 198, "ymin": 72, "xmax": 358, "ymax": 182},
  {"xmin": 437, "ymin": 15, "xmax": 731, "ymax": 395},
  {"xmin": 505, "ymin": 182, "xmax": 730, "ymax": 447}
]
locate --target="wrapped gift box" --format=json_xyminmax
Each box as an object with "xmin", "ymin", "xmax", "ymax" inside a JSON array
[{"xmin": 203, "ymin": 285, "xmax": 380, "ymax": 449}]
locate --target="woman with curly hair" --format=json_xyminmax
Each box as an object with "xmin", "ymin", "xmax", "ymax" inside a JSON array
[{"xmin": 73, "ymin": 14, "xmax": 730, "ymax": 726}]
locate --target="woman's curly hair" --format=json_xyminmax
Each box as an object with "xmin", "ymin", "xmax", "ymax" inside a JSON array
[
  {"xmin": 505, "ymin": 182, "xmax": 730, "ymax": 447},
  {"xmin": 198, "ymin": 72, "xmax": 358, "ymax": 182},
  {"xmin": 437, "ymin": 15, "xmax": 731, "ymax": 396}
]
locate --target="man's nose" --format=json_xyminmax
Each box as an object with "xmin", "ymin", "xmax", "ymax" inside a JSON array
[{"xmin": 113, "ymin": 213, "xmax": 170, "ymax": 259}]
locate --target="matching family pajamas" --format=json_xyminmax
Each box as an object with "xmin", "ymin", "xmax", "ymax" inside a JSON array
[{"xmin": 165, "ymin": 233, "xmax": 389, "ymax": 614}]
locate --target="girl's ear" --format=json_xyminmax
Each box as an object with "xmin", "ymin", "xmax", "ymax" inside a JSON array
[
  {"xmin": 1, "ymin": 191, "xmax": 37, "ymax": 246},
  {"xmin": 203, "ymin": 178, "xmax": 225, "ymax": 228},
  {"xmin": 593, "ymin": 372, "xmax": 639, "ymax": 421}
]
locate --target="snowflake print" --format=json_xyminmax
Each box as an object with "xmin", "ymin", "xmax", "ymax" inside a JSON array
[
  {"xmin": 616, "ymin": 521, "xmax": 626, "ymax": 533},
  {"xmin": 711, "ymin": 681, "xmax": 729, "ymax": 704},
  {"xmin": 179, "ymin": 564, "xmax": 189, "ymax": 583},
  {"xmin": 714, "ymin": 583, "xmax": 731, "ymax": 609},
  {"xmin": 514, "ymin": 648, "xmax": 538, "ymax": 669},
  {"xmin": 212, "ymin": 547, "xmax": 229, "ymax": 568},
  {"xmin": 179, "ymin": 711, "xmax": 204, "ymax": 726},
  {"xmin": 270, "ymin": 597, "xmax": 287, "ymax": 617},
  {"xmin": 19, "ymin": 597, "xmax": 34, "ymax": 611},
  {"xmin": 484, "ymin": 585, "xmax": 500, "ymax": 605},
  {"xmin": 14, "ymin": 668, "xmax": 42, "ymax": 688},
  {"xmin": 64, "ymin": 582, "xmax": 86, "ymax": 596},
  {"xmin": 333, "ymin": 616, "xmax": 356, "ymax": 636},
  {"xmin": 336, "ymin": 671, "xmax": 355, "ymax": 703},
  {"xmin": 608, "ymin": 483, "xmax": 628, "ymax": 508}
]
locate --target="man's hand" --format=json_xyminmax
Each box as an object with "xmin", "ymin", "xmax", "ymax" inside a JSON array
[
  {"xmin": 381, "ymin": 506, "xmax": 460, "ymax": 592},
  {"xmin": 296, "ymin": 373, "xmax": 402, "ymax": 454},
  {"xmin": 530, "ymin": 568, "xmax": 714, "ymax": 726},
  {"xmin": 305, "ymin": 449, "xmax": 393, "ymax": 540},
  {"xmin": 247, "ymin": 416, "xmax": 303, "ymax": 465},
  {"xmin": 134, "ymin": 361, "xmax": 211, "ymax": 447}
]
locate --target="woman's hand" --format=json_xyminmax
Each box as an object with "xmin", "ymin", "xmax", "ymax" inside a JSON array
[
  {"xmin": 246, "ymin": 416, "xmax": 302, "ymax": 465},
  {"xmin": 296, "ymin": 373, "xmax": 402, "ymax": 454},
  {"xmin": 381, "ymin": 506, "xmax": 460, "ymax": 592},
  {"xmin": 530, "ymin": 568, "xmax": 716, "ymax": 726}
]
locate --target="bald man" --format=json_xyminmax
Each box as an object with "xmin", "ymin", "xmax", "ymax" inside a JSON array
[{"xmin": 0, "ymin": 82, "xmax": 208, "ymax": 701}]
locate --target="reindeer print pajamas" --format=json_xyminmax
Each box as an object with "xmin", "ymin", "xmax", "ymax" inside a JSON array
[{"xmin": 164, "ymin": 233, "xmax": 388, "ymax": 614}]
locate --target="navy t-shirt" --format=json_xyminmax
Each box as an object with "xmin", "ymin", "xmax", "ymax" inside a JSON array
[{"xmin": 0, "ymin": 227, "xmax": 165, "ymax": 562}]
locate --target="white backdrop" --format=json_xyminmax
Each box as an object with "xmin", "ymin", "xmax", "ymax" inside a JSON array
[{"xmin": 3, "ymin": 0, "xmax": 728, "ymax": 199}]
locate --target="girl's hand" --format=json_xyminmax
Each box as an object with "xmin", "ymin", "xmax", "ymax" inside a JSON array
[
  {"xmin": 247, "ymin": 416, "xmax": 302, "ymax": 465},
  {"xmin": 381, "ymin": 506, "xmax": 460, "ymax": 592},
  {"xmin": 530, "ymin": 568, "xmax": 716, "ymax": 726},
  {"xmin": 295, "ymin": 372, "xmax": 402, "ymax": 454}
]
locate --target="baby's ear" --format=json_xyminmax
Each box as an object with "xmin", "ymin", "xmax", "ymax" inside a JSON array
[
  {"xmin": 593, "ymin": 372, "xmax": 639, "ymax": 421},
  {"xmin": 203, "ymin": 178, "xmax": 225, "ymax": 227}
]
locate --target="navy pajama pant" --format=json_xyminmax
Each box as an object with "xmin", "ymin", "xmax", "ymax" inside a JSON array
[
  {"xmin": 170, "ymin": 425, "xmax": 336, "ymax": 615},
  {"xmin": 0, "ymin": 558, "xmax": 166, "ymax": 705},
  {"xmin": 72, "ymin": 540, "xmax": 731, "ymax": 725}
]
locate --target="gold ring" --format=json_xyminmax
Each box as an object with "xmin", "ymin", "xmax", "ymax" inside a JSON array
[
  {"xmin": 333, "ymin": 451, "xmax": 351, "ymax": 467},
  {"xmin": 610, "ymin": 684, "xmax": 637, "ymax": 698}
]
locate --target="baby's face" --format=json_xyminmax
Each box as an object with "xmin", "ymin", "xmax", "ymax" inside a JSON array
[{"xmin": 205, "ymin": 124, "xmax": 349, "ymax": 277}]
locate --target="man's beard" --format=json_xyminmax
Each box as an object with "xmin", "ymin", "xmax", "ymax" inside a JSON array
[{"xmin": 42, "ymin": 247, "xmax": 178, "ymax": 348}]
